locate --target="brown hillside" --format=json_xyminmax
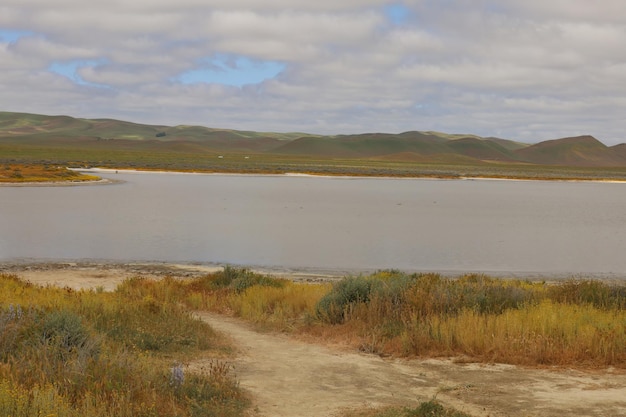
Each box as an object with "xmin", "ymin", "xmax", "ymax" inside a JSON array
[
  {"xmin": 447, "ymin": 137, "xmax": 519, "ymax": 162},
  {"xmin": 515, "ymin": 135, "xmax": 626, "ymax": 167},
  {"xmin": 610, "ymin": 143, "xmax": 626, "ymax": 160}
]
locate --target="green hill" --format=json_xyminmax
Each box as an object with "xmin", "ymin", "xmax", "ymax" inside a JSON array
[{"xmin": 2, "ymin": 111, "xmax": 626, "ymax": 168}]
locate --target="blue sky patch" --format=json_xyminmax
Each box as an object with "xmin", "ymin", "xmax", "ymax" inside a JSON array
[
  {"xmin": 0, "ymin": 29, "xmax": 34, "ymax": 43},
  {"xmin": 384, "ymin": 4, "xmax": 412, "ymax": 25},
  {"xmin": 176, "ymin": 55, "xmax": 285, "ymax": 87},
  {"xmin": 48, "ymin": 59, "xmax": 108, "ymax": 88}
]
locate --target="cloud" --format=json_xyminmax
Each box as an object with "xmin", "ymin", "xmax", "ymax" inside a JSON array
[{"xmin": 0, "ymin": 0, "xmax": 625, "ymax": 144}]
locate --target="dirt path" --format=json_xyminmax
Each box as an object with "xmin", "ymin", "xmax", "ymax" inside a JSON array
[
  {"xmin": 5, "ymin": 264, "xmax": 626, "ymax": 417},
  {"xmin": 195, "ymin": 312, "xmax": 626, "ymax": 417}
]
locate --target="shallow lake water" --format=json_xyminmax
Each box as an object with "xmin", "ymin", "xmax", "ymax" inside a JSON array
[{"xmin": 1, "ymin": 171, "xmax": 626, "ymax": 277}]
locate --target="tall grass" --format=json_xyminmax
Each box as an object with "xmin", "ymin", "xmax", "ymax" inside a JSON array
[
  {"xmin": 179, "ymin": 267, "xmax": 330, "ymax": 329},
  {"xmin": 0, "ymin": 273, "xmax": 248, "ymax": 417},
  {"xmin": 400, "ymin": 300, "xmax": 626, "ymax": 365},
  {"xmin": 184, "ymin": 268, "xmax": 626, "ymax": 367}
]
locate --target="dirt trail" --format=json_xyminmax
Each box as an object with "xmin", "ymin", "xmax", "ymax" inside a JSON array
[
  {"xmin": 6, "ymin": 264, "xmax": 626, "ymax": 417},
  {"xmin": 196, "ymin": 312, "xmax": 626, "ymax": 417}
]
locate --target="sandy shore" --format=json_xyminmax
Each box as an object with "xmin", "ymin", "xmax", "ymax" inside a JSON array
[
  {"xmin": 0, "ymin": 261, "xmax": 348, "ymax": 290},
  {"xmin": 76, "ymin": 167, "xmax": 626, "ymax": 183},
  {"xmin": 0, "ymin": 178, "xmax": 121, "ymax": 187},
  {"xmin": 2, "ymin": 260, "xmax": 625, "ymax": 291}
]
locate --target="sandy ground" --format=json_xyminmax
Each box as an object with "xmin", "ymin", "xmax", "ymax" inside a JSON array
[
  {"xmin": 0, "ymin": 261, "xmax": 341, "ymax": 289},
  {"xmin": 2, "ymin": 263, "xmax": 626, "ymax": 417}
]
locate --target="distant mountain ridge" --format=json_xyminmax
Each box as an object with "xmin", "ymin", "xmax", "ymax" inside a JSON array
[{"xmin": 1, "ymin": 111, "xmax": 625, "ymax": 167}]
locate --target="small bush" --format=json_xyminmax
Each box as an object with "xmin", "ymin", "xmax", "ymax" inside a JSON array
[
  {"xmin": 405, "ymin": 274, "xmax": 538, "ymax": 317},
  {"xmin": 340, "ymin": 400, "xmax": 471, "ymax": 417},
  {"xmin": 37, "ymin": 309, "xmax": 90, "ymax": 351},
  {"xmin": 191, "ymin": 266, "xmax": 286, "ymax": 294},
  {"xmin": 408, "ymin": 400, "xmax": 471, "ymax": 417},
  {"xmin": 548, "ymin": 279, "xmax": 626, "ymax": 309},
  {"xmin": 316, "ymin": 276, "xmax": 373, "ymax": 323},
  {"xmin": 230, "ymin": 270, "xmax": 285, "ymax": 294}
]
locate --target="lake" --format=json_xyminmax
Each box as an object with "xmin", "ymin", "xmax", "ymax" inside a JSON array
[{"xmin": 1, "ymin": 171, "xmax": 625, "ymax": 277}]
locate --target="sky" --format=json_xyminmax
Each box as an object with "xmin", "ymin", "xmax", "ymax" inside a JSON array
[{"xmin": 1, "ymin": 1, "xmax": 625, "ymax": 145}]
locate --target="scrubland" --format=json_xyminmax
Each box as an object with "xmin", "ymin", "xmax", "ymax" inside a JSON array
[
  {"xmin": 2, "ymin": 267, "xmax": 625, "ymax": 416},
  {"xmin": 0, "ymin": 273, "xmax": 247, "ymax": 417},
  {"xmin": 176, "ymin": 267, "xmax": 626, "ymax": 367}
]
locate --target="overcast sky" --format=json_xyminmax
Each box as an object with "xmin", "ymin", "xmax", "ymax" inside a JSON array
[{"xmin": 1, "ymin": 1, "xmax": 625, "ymax": 144}]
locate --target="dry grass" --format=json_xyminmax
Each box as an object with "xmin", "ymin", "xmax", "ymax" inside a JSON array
[
  {"xmin": 0, "ymin": 273, "xmax": 248, "ymax": 417},
  {"xmin": 0, "ymin": 163, "xmax": 99, "ymax": 183},
  {"xmin": 181, "ymin": 268, "xmax": 626, "ymax": 368},
  {"xmin": 4, "ymin": 268, "xmax": 622, "ymax": 416}
]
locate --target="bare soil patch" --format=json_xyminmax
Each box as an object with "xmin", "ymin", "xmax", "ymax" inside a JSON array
[{"xmin": 3, "ymin": 263, "xmax": 626, "ymax": 417}]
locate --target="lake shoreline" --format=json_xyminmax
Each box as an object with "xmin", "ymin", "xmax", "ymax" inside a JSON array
[
  {"xmin": 76, "ymin": 167, "xmax": 626, "ymax": 184},
  {"xmin": 0, "ymin": 177, "xmax": 122, "ymax": 187},
  {"xmin": 2, "ymin": 259, "xmax": 625, "ymax": 285},
  {"xmin": 1, "ymin": 167, "xmax": 626, "ymax": 185}
]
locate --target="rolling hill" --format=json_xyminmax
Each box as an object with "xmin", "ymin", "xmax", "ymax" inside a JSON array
[
  {"xmin": 1, "ymin": 111, "xmax": 625, "ymax": 168},
  {"xmin": 514, "ymin": 135, "xmax": 626, "ymax": 167}
]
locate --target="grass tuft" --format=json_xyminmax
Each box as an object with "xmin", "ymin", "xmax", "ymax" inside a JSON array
[{"xmin": 340, "ymin": 400, "xmax": 472, "ymax": 417}]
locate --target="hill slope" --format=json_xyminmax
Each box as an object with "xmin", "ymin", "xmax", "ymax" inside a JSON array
[
  {"xmin": 273, "ymin": 132, "xmax": 525, "ymax": 163},
  {"xmin": 1, "ymin": 111, "xmax": 625, "ymax": 167},
  {"xmin": 515, "ymin": 135, "xmax": 626, "ymax": 167}
]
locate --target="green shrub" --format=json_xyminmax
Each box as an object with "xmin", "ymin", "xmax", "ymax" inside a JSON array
[
  {"xmin": 315, "ymin": 276, "xmax": 374, "ymax": 324},
  {"xmin": 193, "ymin": 266, "xmax": 286, "ymax": 294},
  {"xmin": 548, "ymin": 279, "xmax": 626, "ymax": 309},
  {"xmin": 340, "ymin": 400, "xmax": 471, "ymax": 417},
  {"xmin": 406, "ymin": 274, "xmax": 538, "ymax": 317},
  {"xmin": 369, "ymin": 271, "xmax": 417, "ymax": 306},
  {"xmin": 407, "ymin": 400, "xmax": 471, "ymax": 417},
  {"xmin": 229, "ymin": 270, "xmax": 285, "ymax": 294},
  {"xmin": 37, "ymin": 309, "xmax": 90, "ymax": 351}
]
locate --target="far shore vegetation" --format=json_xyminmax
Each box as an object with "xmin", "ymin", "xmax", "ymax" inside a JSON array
[
  {"xmin": 3, "ymin": 111, "xmax": 626, "ymax": 182},
  {"xmin": 0, "ymin": 163, "xmax": 100, "ymax": 183},
  {"xmin": 3, "ymin": 268, "xmax": 625, "ymax": 416},
  {"xmin": 4, "ymin": 156, "xmax": 626, "ymax": 184}
]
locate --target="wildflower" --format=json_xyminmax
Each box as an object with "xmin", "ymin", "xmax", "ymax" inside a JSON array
[{"xmin": 170, "ymin": 364, "xmax": 185, "ymax": 389}]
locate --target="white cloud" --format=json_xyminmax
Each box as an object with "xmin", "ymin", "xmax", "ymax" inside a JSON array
[{"xmin": 1, "ymin": 0, "xmax": 625, "ymax": 144}]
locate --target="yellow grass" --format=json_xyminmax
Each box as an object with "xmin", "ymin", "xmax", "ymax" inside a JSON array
[
  {"xmin": 400, "ymin": 301, "xmax": 626, "ymax": 365},
  {"xmin": 185, "ymin": 269, "xmax": 626, "ymax": 367},
  {"xmin": 0, "ymin": 273, "xmax": 247, "ymax": 417},
  {"xmin": 228, "ymin": 282, "xmax": 331, "ymax": 329},
  {"xmin": 0, "ymin": 163, "xmax": 99, "ymax": 183}
]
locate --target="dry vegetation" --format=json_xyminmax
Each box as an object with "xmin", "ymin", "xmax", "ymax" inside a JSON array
[
  {"xmin": 0, "ymin": 164, "xmax": 100, "ymax": 183},
  {"xmin": 341, "ymin": 401, "xmax": 472, "ymax": 417},
  {"xmin": 0, "ymin": 274, "xmax": 247, "ymax": 417},
  {"xmin": 3, "ymin": 267, "xmax": 626, "ymax": 417},
  {"xmin": 177, "ymin": 267, "xmax": 626, "ymax": 368}
]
